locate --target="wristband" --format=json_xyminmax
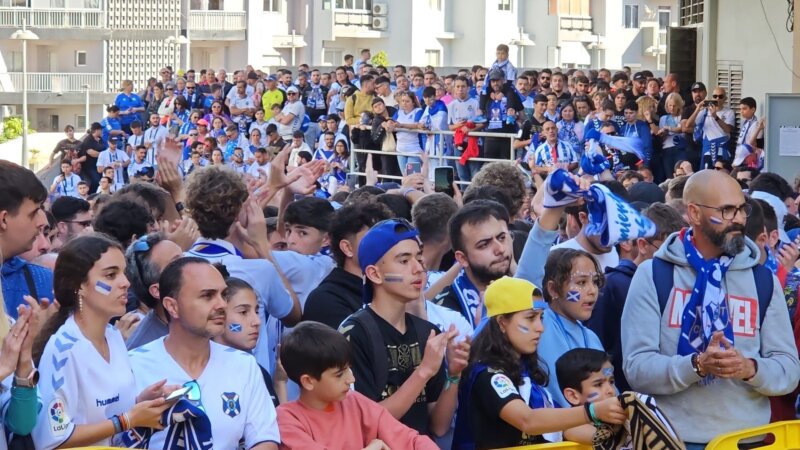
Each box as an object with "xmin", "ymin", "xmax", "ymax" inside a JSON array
[
  {"xmin": 445, "ymin": 374, "xmax": 461, "ymax": 390},
  {"xmin": 588, "ymin": 403, "xmax": 603, "ymax": 427},
  {"xmin": 743, "ymin": 358, "xmax": 758, "ymax": 381},
  {"xmin": 400, "ymin": 187, "xmax": 415, "ymax": 198},
  {"xmin": 583, "ymin": 403, "xmax": 593, "ymax": 424},
  {"xmin": 110, "ymin": 415, "xmax": 123, "ymax": 434}
]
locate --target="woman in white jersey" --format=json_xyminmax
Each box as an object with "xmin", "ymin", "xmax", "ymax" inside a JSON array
[
  {"xmin": 32, "ymin": 234, "xmax": 172, "ymax": 449},
  {"xmin": 392, "ymin": 91, "xmax": 424, "ymax": 174}
]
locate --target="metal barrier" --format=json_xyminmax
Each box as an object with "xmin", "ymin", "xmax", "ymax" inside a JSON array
[{"xmin": 347, "ymin": 127, "xmax": 520, "ymax": 186}]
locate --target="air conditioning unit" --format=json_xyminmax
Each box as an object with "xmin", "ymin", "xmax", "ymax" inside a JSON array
[
  {"xmin": 372, "ymin": 3, "xmax": 388, "ymax": 16},
  {"xmin": 372, "ymin": 16, "xmax": 388, "ymax": 30}
]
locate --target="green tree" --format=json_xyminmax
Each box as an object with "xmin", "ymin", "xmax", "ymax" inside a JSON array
[
  {"xmin": 372, "ymin": 50, "xmax": 389, "ymax": 67},
  {"xmin": 0, "ymin": 116, "xmax": 35, "ymax": 144}
]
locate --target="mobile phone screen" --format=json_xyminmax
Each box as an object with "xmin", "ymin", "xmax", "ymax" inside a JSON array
[
  {"xmin": 434, "ymin": 167, "xmax": 455, "ymax": 197},
  {"xmin": 165, "ymin": 386, "xmax": 191, "ymax": 402},
  {"xmin": 406, "ymin": 162, "xmax": 422, "ymax": 174},
  {"xmin": 346, "ymin": 173, "xmax": 359, "ymax": 190}
]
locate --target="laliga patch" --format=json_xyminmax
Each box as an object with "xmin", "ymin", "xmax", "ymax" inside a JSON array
[
  {"xmin": 48, "ymin": 398, "xmax": 70, "ymax": 437},
  {"xmin": 490, "ymin": 374, "xmax": 517, "ymax": 399}
]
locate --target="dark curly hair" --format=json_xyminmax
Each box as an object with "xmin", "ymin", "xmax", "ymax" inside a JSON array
[
  {"xmin": 93, "ymin": 199, "xmax": 154, "ymax": 248},
  {"xmin": 468, "ymin": 314, "xmax": 548, "ymax": 387},
  {"xmin": 542, "ymin": 248, "xmax": 603, "ymax": 303},
  {"xmin": 185, "ymin": 165, "xmax": 248, "ymax": 239}
]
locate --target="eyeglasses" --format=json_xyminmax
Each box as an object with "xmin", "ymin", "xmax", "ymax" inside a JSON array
[
  {"xmin": 187, "ymin": 86, "xmax": 196, "ymax": 89},
  {"xmin": 695, "ymin": 202, "xmax": 753, "ymax": 220},
  {"xmin": 540, "ymin": 76, "xmax": 551, "ymax": 81},
  {"xmin": 189, "ymin": 133, "xmax": 198, "ymax": 137},
  {"xmin": 287, "ymin": 92, "xmax": 298, "ymax": 96},
  {"xmin": 183, "ymin": 380, "xmax": 204, "ymax": 411},
  {"xmin": 66, "ymin": 220, "xmax": 92, "ymax": 228},
  {"xmin": 712, "ymin": 94, "xmax": 725, "ymax": 99}
]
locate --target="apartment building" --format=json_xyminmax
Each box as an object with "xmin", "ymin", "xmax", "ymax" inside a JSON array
[{"xmin": 0, "ymin": 0, "xmax": 679, "ymax": 132}]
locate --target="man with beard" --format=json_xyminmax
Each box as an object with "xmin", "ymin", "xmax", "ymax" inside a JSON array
[
  {"xmin": 435, "ymin": 200, "xmax": 513, "ymax": 328},
  {"xmin": 621, "ymin": 169, "xmax": 800, "ymax": 449}
]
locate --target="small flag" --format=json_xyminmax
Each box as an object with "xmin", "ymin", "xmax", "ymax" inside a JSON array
[
  {"xmin": 228, "ymin": 323, "xmax": 242, "ymax": 333},
  {"xmin": 566, "ymin": 290, "xmax": 581, "ymax": 303},
  {"xmin": 94, "ymin": 281, "xmax": 112, "ymax": 296}
]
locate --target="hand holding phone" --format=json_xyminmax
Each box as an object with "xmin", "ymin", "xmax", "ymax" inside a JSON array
[
  {"xmin": 165, "ymin": 386, "xmax": 191, "ymax": 403},
  {"xmin": 434, "ymin": 166, "xmax": 455, "ymax": 197}
]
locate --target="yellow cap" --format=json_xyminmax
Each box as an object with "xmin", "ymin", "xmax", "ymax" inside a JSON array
[{"xmin": 484, "ymin": 276, "xmax": 546, "ymax": 318}]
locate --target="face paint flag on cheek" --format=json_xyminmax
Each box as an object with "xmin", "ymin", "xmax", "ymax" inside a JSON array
[
  {"xmin": 95, "ymin": 281, "xmax": 112, "ymax": 296},
  {"xmin": 228, "ymin": 323, "xmax": 242, "ymax": 333},
  {"xmin": 566, "ymin": 290, "xmax": 581, "ymax": 303},
  {"xmin": 383, "ymin": 273, "xmax": 405, "ymax": 283},
  {"xmin": 709, "ymin": 216, "xmax": 724, "ymax": 225},
  {"xmin": 517, "ymin": 325, "xmax": 530, "ymax": 334},
  {"xmin": 586, "ymin": 392, "xmax": 601, "ymax": 402}
]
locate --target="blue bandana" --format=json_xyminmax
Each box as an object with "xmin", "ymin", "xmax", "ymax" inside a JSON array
[{"xmin": 678, "ymin": 229, "xmax": 735, "ymax": 358}]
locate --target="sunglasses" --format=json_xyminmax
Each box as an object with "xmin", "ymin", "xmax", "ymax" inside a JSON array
[
  {"xmin": 712, "ymin": 94, "xmax": 725, "ymax": 99},
  {"xmin": 189, "ymin": 133, "xmax": 198, "ymax": 137},
  {"xmin": 287, "ymin": 92, "xmax": 298, "ymax": 96},
  {"xmin": 183, "ymin": 380, "xmax": 204, "ymax": 411}
]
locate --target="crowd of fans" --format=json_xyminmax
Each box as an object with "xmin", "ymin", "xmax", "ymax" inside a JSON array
[{"xmin": 0, "ymin": 44, "xmax": 795, "ymax": 450}]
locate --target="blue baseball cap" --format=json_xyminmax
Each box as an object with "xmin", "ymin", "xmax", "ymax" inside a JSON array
[{"xmin": 358, "ymin": 219, "xmax": 420, "ymax": 304}]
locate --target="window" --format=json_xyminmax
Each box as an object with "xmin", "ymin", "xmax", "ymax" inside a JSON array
[
  {"xmin": 335, "ymin": 0, "xmax": 372, "ymax": 10},
  {"xmin": 717, "ymin": 61, "xmax": 743, "ymax": 118},
  {"xmin": 428, "ymin": 0, "xmax": 441, "ymax": 10},
  {"xmin": 75, "ymin": 51, "xmax": 87, "ymax": 67},
  {"xmin": 264, "ymin": 0, "xmax": 279, "ymax": 12},
  {"xmin": 82, "ymin": 0, "xmax": 100, "ymax": 7},
  {"xmin": 680, "ymin": 0, "xmax": 704, "ymax": 26},
  {"xmin": 191, "ymin": 0, "xmax": 224, "ymax": 10},
  {"xmin": 9, "ymin": 51, "xmax": 23, "ymax": 72},
  {"xmin": 49, "ymin": 115, "xmax": 60, "ymax": 132},
  {"xmin": 323, "ymin": 48, "xmax": 343, "ymax": 67},
  {"xmin": 76, "ymin": 115, "xmax": 87, "ymax": 130},
  {"xmin": 425, "ymin": 49, "xmax": 441, "ymax": 67},
  {"xmin": 498, "ymin": 0, "xmax": 512, "ymax": 11},
  {"xmin": 0, "ymin": 0, "xmax": 27, "ymax": 6},
  {"xmin": 658, "ymin": 6, "xmax": 671, "ymax": 30},
  {"xmin": 624, "ymin": 4, "xmax": 639, "ymax": 28},
  {"xmin": 552, "ymin": 0, "xmax": 590, "ymax": 16},
  {"xmin": 48, "ymin": 0, "xmax": 65, "ymax": 7}
]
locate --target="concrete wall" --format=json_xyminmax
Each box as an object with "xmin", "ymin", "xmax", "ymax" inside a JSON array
[{"xmin": 713, "ymin": 0, "xmax": 793, "ymax": 107}]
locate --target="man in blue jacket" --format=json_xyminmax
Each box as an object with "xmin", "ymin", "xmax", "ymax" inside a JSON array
[
  {"xmin": 619, "ymin": 101, "xmax": 653, "ymax": 170},
  {"xmin": 586, "ymin": 203, "xmax": 686, "ymax": 391},
  {"xmin": 1, "ymin": 257, "xmax": 53, "ymax": 320}
]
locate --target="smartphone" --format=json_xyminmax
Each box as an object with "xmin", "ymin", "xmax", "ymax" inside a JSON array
[
  {"xmin": 165, "ymin": 386, "xmax": 192, "ymax": 402},
  {"xmin": 346, "ymin": 173, "xmax": 359, "ymax": 190},
  {"xmin": 434, "ymin": 166, "xmax": 455, "ymax": 197},
  {"xmin": 406, "ymin": 161, "xmax": 422, "ymax": 174},
  {"xmin": 168, "ymin": 124, "xmax": 180, "ymax": 139},
  {"xmin": 703, "ymin": 100, "xmax": 718, "ymax": 108}
]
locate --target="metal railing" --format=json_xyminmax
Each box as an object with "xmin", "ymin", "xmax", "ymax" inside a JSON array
[
  {"xmin": 559, "ymin": 15, "xmax": 592, "ymax": 31},
  {"xmin": 0, "ymin": 8, "xmax": 104, "ymax": 28},
  {"xmin": 348, "ymin": 127, "xmax": 520, "ymax": 186},
  {"xmin": 188, "ymin": 10, "xmax": 246, "ymax": 31},
  {"xmin": 333, "ymin": 11, "xmax": 372, "ymax": 26},
  {"xmin": 0, "ymin": 72, "xmax": 104, "ymax": 93}
]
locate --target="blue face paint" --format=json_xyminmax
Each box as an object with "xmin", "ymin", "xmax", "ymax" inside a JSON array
[
  {"xmin": 95, "ymin": 281, "xmax": 112, "ymax": 296},
  {"xmin": 517, "ymin": 324, "xmax": 530, "ymax": 334},
  {"xmin": 383, "ymin": 273, "xmax": 404, "ymax": 282},
  {"xmin": 709, "ymin": 216, "xmax": 724, "ymax": 225},
  {"xmin": 228, "ymin": 323, "xmax": 242, "ymax": 333},
  {"xmin": 566, "ymin": 290, "xmax": 581, "ymax": 302},
  {"xmin": 602, "ymin": 367, "xmax": 613, "ymax": 377},
  {"xmin": 586, "ymin": 392, "xmax": 601, "ymax": 402}
]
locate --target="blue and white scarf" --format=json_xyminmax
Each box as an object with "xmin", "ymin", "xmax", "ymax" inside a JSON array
[
  {"xmin": 453, "ymin": 269, "xmax": 484, "ymax": 327},
  {"xmin": 584, "ymin": 127, "xmax": 646, "ymax": 162},
  {"xmin": 121, "ymin": 399, "xmax": 213, "ymax": 450},
  {"xmin": 585, "ymin": 183, "xmax": 656, "ymax": 247},
  {"xmin": 764, "ymin": 245, "xmax": 779, "ymax": 275},
  {"xmin": 542, "ymin": 169, "xmax": 583, "ymax": 208},
  {"xmin": 557, "ymin": 120, "xmax": 582, "ymax": 153},
  {"xmin": 678, "ymin": 228, "xmax": 734, "ymax": 357},
  {"xmin": 580, "ymin": 140, "xmax": 611, "ymax": 176}
]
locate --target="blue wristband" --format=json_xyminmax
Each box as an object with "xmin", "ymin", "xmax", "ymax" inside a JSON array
[
  {"xmin": 110, "ymin": 415, "xmax": 123, "ymax": 434},
  {"xmin": 588, "ymin": 403, "xmax": 603, "ymax": 426}
]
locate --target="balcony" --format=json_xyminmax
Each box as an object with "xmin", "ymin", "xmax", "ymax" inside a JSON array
[
  {"xmin": 0, "ymin": 8, "xmax": 104, "ymax": 29},
  {"xmin": 333, "ymin": 10, "xmax": 387, "ymax": 38},
  {"xmin": 559, "ymin": 15, "xmax": 593, "ymax": 42},
  {"xmin": 188, "ymin": 10, "xmax": 246, "ymax": 40},
  {"xmin": 0, "ymin": 73, "xmax": 104, "ymax": 93}
]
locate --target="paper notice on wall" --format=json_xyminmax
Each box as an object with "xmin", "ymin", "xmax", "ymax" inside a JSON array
[{"xmin": 779, "ymin": 126, "xmax": 800, "ymax": 156}]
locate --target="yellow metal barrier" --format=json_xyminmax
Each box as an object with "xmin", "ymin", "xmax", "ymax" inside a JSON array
[
  {"xmin": 501, "ymin": 442, "xmax": 592, "ymax": 450},
  {"xmin": 705, "ymin": 420, "xmax": 800, "ymax": 450}
]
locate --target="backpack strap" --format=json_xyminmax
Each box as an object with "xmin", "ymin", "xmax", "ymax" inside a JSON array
[
  {"xmin": 348, "ymin": 308, "xmax": 388, "ymax": 398},
  {"xmin": 752, "ymin": 264, "xmax": 774, "ymax": 326},
  {"xmin": 652, "ymin": 257, "xmax": 675, "ymax": 315}
]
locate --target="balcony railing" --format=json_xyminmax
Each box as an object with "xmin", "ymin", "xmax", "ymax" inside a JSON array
[
  {"xmin": 0, "ymin": 73, "xmax": 104, "ymax": 93},
  {"xmin": 560, "ymin": 15, "xmax": 593, "ymax": 32},
  {"xmin": 0, "ymin": 8, "xmax": 104, "ymax": 28},
  {"xmin": 334, "ymin": 11, "xmax": 372, "ymax": 26},
  {"xmin": 188, "ymin": 10, "xmax": 246, "ymax": 31}
]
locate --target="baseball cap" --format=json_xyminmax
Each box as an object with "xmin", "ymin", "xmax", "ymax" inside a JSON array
[
  {"xmin": 197, "ymin": 118, "xmax": 209, "ymax": 126},
  {"xmin": 628, "ymin": 181, "xmax": 666, "ymax": 205},
  {"xmin": 633, "ymin": 72, "xmax": 646, "ymax": 82},
  {"xmin": 488, "ymin": 69, "xmax": 505, "ymax": 81},
  {"xmin": 286, "ymin": 86, "xmax": 300, "ymax": 94},
  {"xmin": 357, "ymin": 219, "xmax": 420, "ymax": 304},
  {"xmin": 317, "ymin": 115, "xmax": 328, "ymax": 122},
  {"xmin": 473, "ymin": 277, "xmax": 547, "ymax": 336},
  {"xmin": 691, "ymin": 82, "xmax": 707, "ymax": 92},
  {"xmin": 266, "ymin": 75, "xmax": 278, "ymax": 82}
]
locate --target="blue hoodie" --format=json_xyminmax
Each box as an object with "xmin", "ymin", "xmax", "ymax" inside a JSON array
[{"xmin": 1, "ymin": 257, "xmax": 54, "ymax": 319}]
